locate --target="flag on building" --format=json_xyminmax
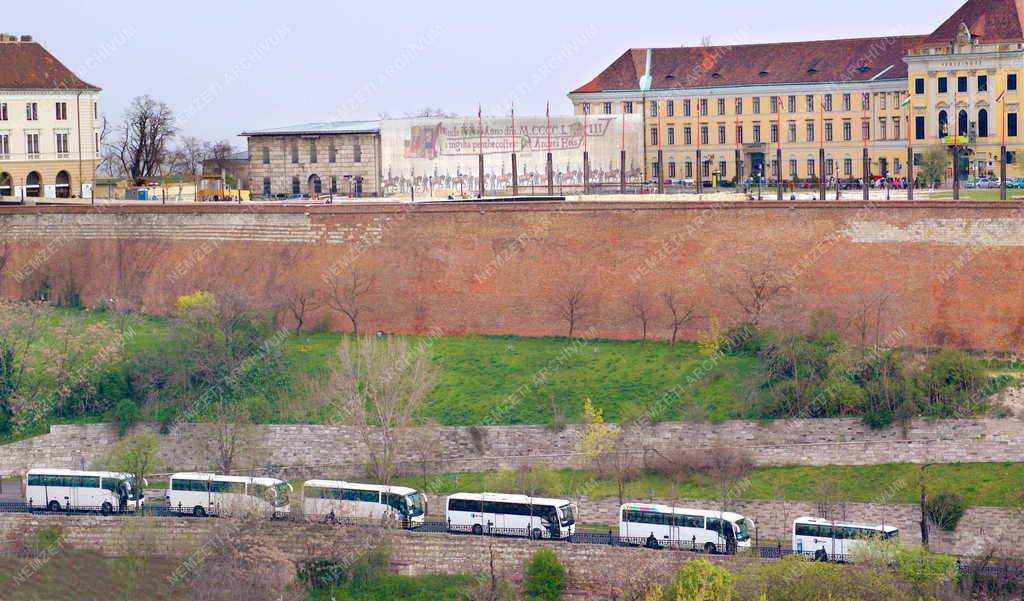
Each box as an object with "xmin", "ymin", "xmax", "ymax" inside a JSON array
[
  {"xmin": 997, "ymin": 90, "xmax": 1006, "ymax": 103},
  {"xmin": 900, "ymin": 96, "xmax": 912, "ymax": 108}
]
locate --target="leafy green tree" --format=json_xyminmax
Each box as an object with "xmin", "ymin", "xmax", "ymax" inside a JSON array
[
  {"xmin": 98, "ymin": 432, "xmax": 161, "ymax": 508},
  {"xmin": 918, "ymin": 149, "xmax": 948, "ymax": 188},
  {"xmin": 926, "ymin": 491, "xmax": 966, "ymax": 531},
  {"xmin": 650, "ymin": 559, "xmax": 733, "ymax": 601},
  {"xmin": 524, "ymin": 548, "xmax": 565, "ymax": 601}
]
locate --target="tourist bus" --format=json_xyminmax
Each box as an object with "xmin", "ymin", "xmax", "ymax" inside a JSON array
[
  {"xmin": 619, "ymin": 503, "xmax": 753, "ymax": 553},
  {"xmin": 301, "ymin": 479, "xmax": 426, "ymax": 526},
  {"xmin": 445, "ymin": 493, "xmax": 577, "ymax": 539},
  {"xmin": 792, "ymin": 516, "xmax": 898, "ymax": 560},
  {"xmin": 166, "ymin": 472, "xmax": 292, "ymax": 517},
  {"xmin": 25, "ymin": 469, "xmax": 145, "ymax": 514}
]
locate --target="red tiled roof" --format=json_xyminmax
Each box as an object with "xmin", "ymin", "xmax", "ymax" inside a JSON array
[
  {"xmin": 572, "ymin": 36, "xmax": 928, "ymax": 94},
  {"xmin": 925, "ymin": 0, "xmax": 1024, "ymax": 44},
  {"xmin": 0, "ymin": 41, "xmax": 99, "ymax": 91}
]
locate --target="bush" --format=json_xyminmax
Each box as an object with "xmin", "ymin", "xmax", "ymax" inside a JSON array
[
  {"xmin": 926, "ymin": 491, "xmax": 966, "ymax": 531},
  {"xmin": 735, "ymin": 555, "xmax": 912, "ymax": 601},
  {"xmin": 112, "ymin": 398, "xmax": 141, "ymax": 435},
  {"xmin": 524, "ymin": 548, "xmax": 565, "ymax": 601},
  {"xmin": 651, "ymin": 559, "xmax": 733, "ymax": 601}
]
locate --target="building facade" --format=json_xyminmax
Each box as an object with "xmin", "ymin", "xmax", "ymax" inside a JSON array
[
  {"xmin": 568, "ymin": 0, "xmax": 1024, "ymax": 183},
  {"xmin": 242, "ymin": 121, "xmax": 381, "ymax": 197},
  {"xmin": 0, "ymin": 34, "xmax": 101, "ymax": 200}
]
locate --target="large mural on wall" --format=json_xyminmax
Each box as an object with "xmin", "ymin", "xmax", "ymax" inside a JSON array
[{"xmin": 379, "ymin": 114, "xmax": 644, "ymax": 196}]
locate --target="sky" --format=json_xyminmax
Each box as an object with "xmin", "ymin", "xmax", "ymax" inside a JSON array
[{"xmin": 6, "ymin": 0, "xmax": 965, "ymax": 148}]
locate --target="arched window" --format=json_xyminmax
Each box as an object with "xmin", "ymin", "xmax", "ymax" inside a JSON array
[
  {"xmin": 978, "ymin": 109, "xmax": 989, "ymax": 138},
  {"xmin": 938, "ymin": 110, "xmax": 949, "ymax": 138},
  {"xmin": 958, "ymin": 110, "xmax": 968, "ymax": 136},
  {"xmin": 55, "ymin": 171, "xmax": 70, "ymax": 198},
  {"xmin": 291, "ymin": 176, "xmax": 300, "ymax": 195},
  {"xmin": 0, "ymin": 172, "xmax": 11, "ymax": 197},
  {"xmin": 308, "ymin": 174, "xmax": 322, "ymax": 195},
  {"xmin": 25, "ymin": 171, "xmax": 41, "ymax": 197}
]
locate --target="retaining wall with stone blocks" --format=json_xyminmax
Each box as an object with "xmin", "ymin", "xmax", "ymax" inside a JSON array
[{"xmin": 2, "ymin": 417, "xmax": 1022, "ymax": 476}]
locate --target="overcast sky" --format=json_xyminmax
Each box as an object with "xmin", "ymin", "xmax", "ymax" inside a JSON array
[{"xmin": 7, "ymin": 0, "xmax": 964, "ymax": 148}]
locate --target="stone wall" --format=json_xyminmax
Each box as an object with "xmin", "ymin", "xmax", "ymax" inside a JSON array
[
  {"xmin": 1, "ymin": 417, "xmax": 1021, "ymax": 477},
  {"xmin": 2, "ymin": 201, "xmax": 1024, "ymax": 350}
]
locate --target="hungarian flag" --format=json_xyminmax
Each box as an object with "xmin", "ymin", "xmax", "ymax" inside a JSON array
[
  {"xmin": 997, "ymin": 90, "xmax": 1006, "ymax": 103},
  {"xmin": 900, "ymin": 96, "xmax": 912, "ymax": 108}
]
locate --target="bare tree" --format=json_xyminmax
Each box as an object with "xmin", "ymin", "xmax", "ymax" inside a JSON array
[
  {"xmin": 408, "ymin": 420, "xmax": 444, "ymax": 491},
  {"xmin": 721, "ymin": 258, "xmax": 790, "ymax": 326},
  {"xmin": 113, "ymin": 95, "xmax": 178, "ymax": 183},
  {"xmin": 327, "ymin": 336, "xmax": 437, "ymax": 484},
  {"xmin": 200, "ymin": 401, "xmax": 264, "ymax": 473},
  {"xmin": 167, "ymin": 136, "xmax": 209, "ymax": 176},
  {"xmin": 324, "ymin": 266, "xmax": 376, "ymax": 336},
  {"xmin": 628, "ymin": 291, "xmax": 653, "ymax": 343},
  {"xmin": 662, "ymin": 290, "xmax": 698, "ymax": 345},
  {"xmin": 274, "ymin": 284, "xmax": 322, "ymax": 335},
  {"xmin": 405, "ymin": 107, "xmax": 457, "ymax": 118},
  {"xmin": 553, "ymin": 283, "xmax": 588, "ymax": 340}
]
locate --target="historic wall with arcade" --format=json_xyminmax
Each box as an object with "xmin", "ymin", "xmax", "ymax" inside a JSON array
[{"xmin": 0, "ymin": 200, "xmax": 1023, "ymax": 350}]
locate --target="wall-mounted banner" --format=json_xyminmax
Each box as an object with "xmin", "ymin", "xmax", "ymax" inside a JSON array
[{"xmin": 380, "ymin": 114, "xmax": 644, "ymax": 196}]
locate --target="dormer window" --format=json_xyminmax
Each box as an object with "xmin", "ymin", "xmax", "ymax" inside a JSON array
[{"xmin": 759, "ymin": 71, "xmax": 769, "ymax": 77}]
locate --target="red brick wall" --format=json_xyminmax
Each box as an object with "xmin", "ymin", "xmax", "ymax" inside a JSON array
[{"xmin": 2, "ymin": 200, "xmax": 1022, "ymax": 350}]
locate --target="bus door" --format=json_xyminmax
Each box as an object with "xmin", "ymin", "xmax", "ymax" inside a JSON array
[{"xmin": 480, "ymin": 500, "xmax": 498, "ymax": 531}]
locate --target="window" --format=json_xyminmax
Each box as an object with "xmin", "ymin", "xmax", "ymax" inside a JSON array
[
  {"xmin": 978, "ymin": 75, "xmax": 988, "ymax": 92},
  {"xmin": 448, "ymin": 498, "xmax": 479, "ymax": 513},
  {"xmin": 666, "ymin": 100, "xmax": 674, "ymax": 117},
  {"xmin": 702, "ymin": 159, "xmax": 710, "ymax": 178},
  {"xmin": 292, "ymin": 176, "xmax": 300, "ymax": 194},
  {"xmin": 842, "ymin": 94, "xmax": 851, "ymax": 111},
  {"xmin": 978, "ymin": 108, "xmax": 989, "ymax": 137},
  {"xmin": 262, "ymin": 177, "xmax": 271, "ymax": 195},
  {"xmin": 652, "ymin": 161, "xmax": 660, "ymax": 179},
  {"xmin": 753, "ymin": 123, "xmax": 761, "ymax": 143},
  {"xmin": 55, "ymin": 102, "xmax": 67, "ymax": 120},
  {"xmin": 1009, "ymin": 112, "xmax": 1018, "ymax": 137},
  {"xmin": 329, "ymin": 144, "xmax": 337, "ymax": 163},
  {"xmin": 752, "ymin": 97, "xmax": 761, "ymax": 114},
  {"xmin": 788, "ymin": 96, "xmax": 796, "ymax": 113},
  {"xmin": 958, "ymin": 109, "xmax": 968, "ymax": 136},
  {"xmin": 717, "ymin": 98, "xmax": 725, "ymax": 115},
  {"xmin": 55, "ymin": 132, "xmax": 69, "ymax": 156},
  {"xmin": 582, "ymin": 103, "xmax": 590, "ymax": 115},
  {"xmin": 826, "ymin": 158, "xmax": 834, "ymax": 176},
  {"xmin": 650, "ymin": 101, "xmax": 658, "ymax": 118},
  {"xmin": 1009, "ymin": 73, "xmax": 1018, "ymax": 91},
  {"xmin": 684, "ymin": 126, "xmax": 692, "ymax": 145},
  {"xmin": 825, "ymin": 121, "xmax": 833, "ymax": 141},
  {"xmin": 806, "ymin": 122, "xmax": 815, "ymax": 142},
  {"xmin": 604, "ymin": 102, "xmax": 613, "ymax": 114},
  {"xmin": 353, "ymin": 143, "xmax": 362, "ymax": 163},
  {"xmin": 862, "ymin": 119, "xmax": 871, "ymax": 141},
  {"xmin": 770, "ymin": 122, "xmax": 778, "ymax": 144},
  {"xmin": 824, "ymin": 94, "xmax": 833, "ymax": 112},
  {"xmin": 343, "ymin": 489, "xmax": 379, "ymax": 503},
  {"xmin": 683, "ymin": 99, "xmax": 691, "ymax": 117},
  {"xmin": 290, "ymin": 144, "xmax": 298, "ymax": 164},
  {"xmin": 878, "ymin": 119, "xmax": 887, "ymax": 140},
  {"xmin": 806, "ymin": 95, "xmax": 814, "ymax": 112},
  {"xmin": 939, "ymin": 110, "xmax": 949, "ymax": 137},
  {"xmin": 788, "ymin": 121, "xmax": 796, "ymax": 143},
  {"xmin": 26, "ymin": 102, "xmax": 37, "ymax": 121},
  {"xmin": 842, "ymin": 121, "xmax": 852, "ymax": 141},
  {"xmin": 0, "ymin": 102, "xmax": 7, "ymax": 121},
  {"xmin": 684, "ymin": 161, "xmax": 693, "ymax": 178},
  {"xmin": 25, "ymin": 133, "xmax": 39, "ymax": 157},
  {"xmin": 651, "ymin": 127, "xmax": 659, "ymax": 146},
  {"xmin": 0, "ymin": 134, "xmax": 8, "ymax": 157},
  {"xmin": 678, "ymin": 514, "xmax": 704, "ymax": 529},
  {"xmin": 771, "ymin": 159, "xmax": 779, "ymax": 177},
  {"xmin": 880, "ymin": 94, "xmax": 886, "ymax": 110},
  {"xmin": 667, "ymin": 126, "xmax": 675, "ymax": 146},
  {"xmin": 770, "ymin": 96, "xmax": 779, "ymax": 113},
  {"xmin": 915, "ymin": 78, "xmax": 925, "ymax": 95},
  {"xmin": 700, "ymin": 125, "xmax": 708, "ymax": 145},
  {"xmin": 93, "ymin": 102, "xmax": 98, "ymax": 119},
  {"xmin": 861, "ymin": 93, "xmax": 870, "ymax": 111},
  {"xmin": 718, "ymin": 160, "xmax": 726, "ymax": 177},
  {"xmin": 718, "ymin": 125, "xmax": 726, "ymax": 144},
  {"xmin": 789, "ymin": 159, "xmax": 798, "ymax": 177},
  {"xmin": 893, "ymin": 117, "xmax": 901, "ymax": 140},
  {"xmin": 958, "ymin": 76, "xmax": 968, "ymax": 93},
  {"xmin": 700, "ymin": 98, "xmax": 708, "ymax": 116},
  {"xmin": 261, "ymin": 146, "xmax": 270, "ymax": 164},
  {"xmin": 735, "ymin": 98, "xmax": 743, "ymax": 115},
  {"xmin": 894, "ymin": 157, "xmax": 901, "ymax": 173},
  {"xmin": 844, "ymin": 158, "xmax": 853, "ymax": 176},
  {"xmin": 309, "ymin": 142, "xmax": 317, "ymax": 163},
  {"xmin": 94, "ymin": 131, "xmax": 99, "ymax": 157},
  {"xmin": 668, "ymin": 161, "xmax": 676, "ymax": 178},
  {"xmin": 938, "ymin": 77, "xmax": 948, "ymax": 94},
  {"xmin": 807, "ymin": 159, "xmax": 815, "ymax": 176},
  {"xmin": 736, "ymin": 124, "xmax": 744, "ymax": 143},
  {"xmin": 625, "ymin": 101, "xmax": 633, "ymax": 114}
]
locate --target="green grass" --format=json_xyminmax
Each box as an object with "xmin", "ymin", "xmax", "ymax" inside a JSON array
[
  {"xmin": 309, "ymin": 574, "xmax": 473, "ymax": 601},
  {"xmin": 393, "ymin": 463, "xmax": 1024, "ymax": 509},
  {"xmin": 0, "ymin": 549, "xmax": 186, "ymax": 600},
  {"xmin": 929, "ymin": 188, "xmax": 1024, "ymax": 201}
]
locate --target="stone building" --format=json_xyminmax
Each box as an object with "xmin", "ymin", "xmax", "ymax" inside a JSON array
[
  {"xmin": 0, "ymin": 33, "xmax": 102, "ymax": 200},
  {"xmin": 201, "ymin": 150, "xmax": 251, "ymax": 191},
  {"xmin": 241, "ymin": 121, "xmax": 380, "ymax": 198},
  {"xmin": 568, "ymin": 0, "xmax": 1024, "ymax": 183}
]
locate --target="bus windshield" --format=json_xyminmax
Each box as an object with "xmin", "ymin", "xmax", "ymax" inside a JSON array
[
  {"xmin": 734, "ymin": 519, "xmax": 751, "ymax": 542},
  {"xmin": 272, "ymin": 483, "xmax": 291, "ymax": 508},
  {"xmin": 559, "ymin": 504, "xmax": 576, "ymax": 526},
  {"xmin": 404, "ymin": 492, "xmax": 425, "ymax": 517}
]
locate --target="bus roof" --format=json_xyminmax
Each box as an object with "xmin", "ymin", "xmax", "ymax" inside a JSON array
[
  {"xmin": 27, "ymin": 468, "xmax": 133, "ymax": 480},
  {"xmin": 794, "ymin": 516, "xmax": 898, "ymax": 533},
  {"xmin": 302, "ymin": 479, "xmax": 419, "ymax": 496},
  {"xmin": 169, "ymin": 472, "xmax": 287, "ymax": 488},
  {"xmin": 448, "ymin": 492, "xmax": 572, "ymax": 506},
  {"xmin": 621, "ymin": 503, "xmax": 747, "ymax": 523}
]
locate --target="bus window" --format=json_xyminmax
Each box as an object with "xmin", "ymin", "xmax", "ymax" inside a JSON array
[{"xmin": 405, "ymin": 493, "xmax": 426, "ymax": 517}]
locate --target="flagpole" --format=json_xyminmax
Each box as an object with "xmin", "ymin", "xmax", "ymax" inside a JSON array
[
  {"xmin": 478, "ymin": 104, "xmax": 485, "ymax": 198},
  {"xmin": 953, "ymin": 91, "xmax": 960, "ymax": 200},
  {"xmin": 511, "ymin": 103, "xmax": 518, "ymax": 197},
  {"xmin": 862, "ymin": 93, "xmax": 869, "ymax": 201},
  {"xmin": 620, "ymin": 103, "xmax": 627, "ymax": 194},
  {"xmin": 583, "ymin": 106, "xmax": 590, "ymax": 194},
  {"xmin": 907, "ymin": 93, "xmax": 914, "ymax": 201},
  {"xmin": 819, "ymin": 93, "xmax": 825, "ymax": 201},
  {"xmin": 1001, "ymin": 90, "xmax": 1008, "ymax": 200},
  {"xmin": 546, "ymin": 101, "xmax": 554, "ymax": 195},
  {"xmin": 776, "ymin": 96, "xmax": 782, "ymax": 200},
  {"xmin": 696, "ymin": 97, "xmax": 702, "ymax": 195}
]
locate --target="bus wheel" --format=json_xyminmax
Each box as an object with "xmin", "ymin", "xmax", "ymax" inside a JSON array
[
  {"xmin": 530, "ymin": 528, "xmax": 543, "ymax": 540},
  {"xmin": 47, "ymin": 500, "xmax": 61, "ymax": 512},
  {"xmin": 193, "ymin": 506, "xmax": 207, "ymax": 518},
  {"xmin": 471, "ymin": 524, "xmax": 483, "ymax": 536},
  {"xmin": 704, "ymin": 543, "xmax": 717, "ymax": 555},
  {"xmin": 100, "ymin": 502, "xmax": 113, "ymax": 516}
]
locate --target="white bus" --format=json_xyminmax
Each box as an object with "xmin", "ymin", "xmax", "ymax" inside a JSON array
[
  {"xmin": 446, "ymin": 493, "xmax": 577, "ymax": 539},
  {"xmin": 166, "ymin": 473, "xmax": 292, "ymax": 517},
  {"xmin": 619, "ymin": 503, "xmax": 753, "ymax": 553},
  {"xmin": 26, "ymin": 469, "xmax": 145, "ymax": 514},
  {"xmin": 301, "ymin": 480, "xmax": 427, "ymax": 526},
  {"xmin": 793, "ymin": 516, "xmax": 898, "ymax": 560}
]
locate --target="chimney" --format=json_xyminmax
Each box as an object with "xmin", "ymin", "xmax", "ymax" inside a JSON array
[{"xmin": 19, "ymin": 35, "xmax": 33, "ymax": 42}]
